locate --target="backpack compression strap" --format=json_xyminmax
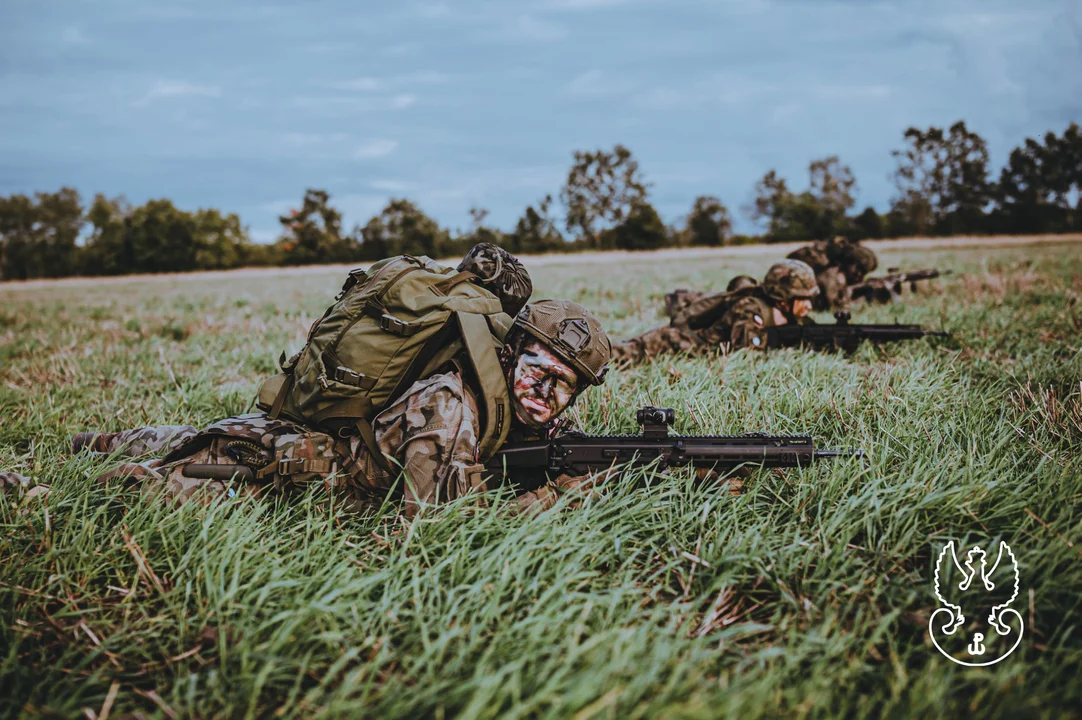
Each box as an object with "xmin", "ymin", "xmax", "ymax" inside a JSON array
[{"xmin": 455, "ymin": 312, "xmax": 512, "ymax": 462}]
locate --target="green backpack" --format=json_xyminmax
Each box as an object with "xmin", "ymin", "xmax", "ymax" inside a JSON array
[{"xmin": 256, "ymin": 255, "xmax": 514, "ymax": 470}]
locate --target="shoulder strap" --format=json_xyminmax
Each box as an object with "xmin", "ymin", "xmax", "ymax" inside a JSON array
[{"xmin": 455, "ymin": 312, "xmax": 511, "ymax": 461}]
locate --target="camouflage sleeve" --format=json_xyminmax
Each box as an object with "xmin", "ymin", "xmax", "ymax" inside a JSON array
[
  {"xmin": 611, "ymin": 325, "xmax": 703, "ymax": 366},
  {"xmin": 105, "ymin": 425, "xmax": 199, "ymax": 457},
  {"xmin": 674, "ymin": 291, "xmax": 732, "ymax": 330},
  {"xmin": 788, "ymin": 243, "xmax": 829, "ymax": 272},
  {"xmin": 515, "ymin": 468, "xmax": 618, "ymax": 515},
  {"xmin": 817, "ymin": 267, "xmax": 850, "ymax": 312},
  {"xmin": 663, "ymin": 289, "xmax": 705, "ymax": 320},
  {"xmin": 724, "ymin": 297, "xmax": 772, "ymax": 351},
  {"xmin": 361, "ymin": 371, "xmax": 484, "ymax": 517}
]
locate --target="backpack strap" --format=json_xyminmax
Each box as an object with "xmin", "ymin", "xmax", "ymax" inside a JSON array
[
  {"xmin": 309, "ymin": 397, "xmax": 395, "ymax": 475},
  {"xmin": 455, "ymin": 312, "xmax": 511, "ymax": 461}
]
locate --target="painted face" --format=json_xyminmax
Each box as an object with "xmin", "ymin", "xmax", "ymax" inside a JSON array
[
  {"xmin": 511, "ymin": 341, "xmax": 579, "ymax": 427},
  {"xmin": 791, "ymin": 298, "xmax": 813, "ymax": 318}
]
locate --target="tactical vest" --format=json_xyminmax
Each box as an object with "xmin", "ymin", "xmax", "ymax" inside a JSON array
[{"xmin": 255, "ymin": 255, "xmax": 514, "ymax": 470}]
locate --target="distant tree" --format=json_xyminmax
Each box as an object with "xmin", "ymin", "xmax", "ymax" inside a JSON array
[
  {"xmin": 124, "ymin": 199, "xmax": 204, "ymax": 273},
  {"xmin": 359, "ymin": 199, "xmax": 447, "ymax": 260},
  {"xmin": 746, "ymin": 158, "xmax": 856, "ymax": 241},
  {"xmin": 0, "ymin": 188, "xmax": 84, "ymax": 280},
  {"xmin": 451, "ymin": 205, "xmax": 506, "ymax": 256},
  {"xmin": 560, "ymin": 144, "xmax": 650, "ymax": 248},
  {"xmin": 991, "ymin": 123, "xmax": 1082, "ymax": 234},
  {"xmin": 0, "ymin": 194, "xmax": 42, "ymax": 280},
  {"xmin": 601, "ymin": 201, "xmax": 668, "ymax": 251},
  {"xmin": 275, "ymin": 189, "xmax": 361, "ymax": 265},
  {"xmin": 508, "ymin": 195, "xmax": 565, "ymax": 255},
  {"xmin": 745, "ymin": 170, "xmax": 791, "ymax": 229},
  {"xmin": 192, "ymin": 209, "xmax": 250, "ymax": 270},
  {"xmin": 808, "ymin": 156, "xmax": 856, "ymax": 231},
  {"xmin": 852, "ymin": 206, "xmax": 885, "ymax": 239},
  {"xmin": 890, "ymin": 120, "xmax": 991, "ymax": 234},
  {"xmin": 682, "ymin": 195, "xmax": 733, "ymax": 246},
  {"xmin": 81, "ymin": 194, "xmax": 130, "ymax": 275}
]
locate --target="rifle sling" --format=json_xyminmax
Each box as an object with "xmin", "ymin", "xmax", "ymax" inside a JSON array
[{"xmin": 456, "ymin": 312, "xmax": 511, "ymax": 462}]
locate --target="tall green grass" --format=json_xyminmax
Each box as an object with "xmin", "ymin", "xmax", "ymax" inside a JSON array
[{"xmin": 2, "ymin": 241, "xmax": 1080, "ymax": 718}]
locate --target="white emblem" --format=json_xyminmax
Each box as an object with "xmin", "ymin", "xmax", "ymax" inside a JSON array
[{"xmin": 929, "ymin": 540, "xmax": 1024, "ymax": 666}]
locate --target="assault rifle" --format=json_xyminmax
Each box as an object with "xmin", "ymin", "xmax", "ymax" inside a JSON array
[
  {"xmin": 849, "ymin": 268, "xmax": 952, "ymax": 304},
  {"xmin": 485, "ymin": 406, "xmax": 852, "ymax": 491},
  {"xmin": 766, "ymin": 311, "xmax": 949, "ymax": 353}
]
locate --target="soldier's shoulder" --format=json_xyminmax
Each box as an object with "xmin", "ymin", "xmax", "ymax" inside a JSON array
[
  {"xmin": 396, "ymin": 370, "xmax": 477, "ymax": 417},
  {"xmin": 726, "ymin": 293, "xmax": 773, "ymax": 321}
]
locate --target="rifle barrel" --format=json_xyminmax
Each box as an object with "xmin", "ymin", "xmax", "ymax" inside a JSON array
[{"xmin": 815, "ymin": 448, "xmax": 862, "ymax": 459}]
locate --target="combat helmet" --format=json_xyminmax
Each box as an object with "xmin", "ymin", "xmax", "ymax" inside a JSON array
[
  {"xmin": 848, "ymin": 244, "xmax": 878, "ymax": 274},
  {"xmin": 457, "ymin": 242, "xmax": 533, "ymax": 317},
  {"xmin": 762, "ymin": 259, "xmax": 820, "ymax": 303},
  {"xmin": 512, "ymin": 299, "xmax": 612, "ymax": 386},
  {"xmin": 726, "ymin": 274, "xmax": 758, "ymax": 293}
]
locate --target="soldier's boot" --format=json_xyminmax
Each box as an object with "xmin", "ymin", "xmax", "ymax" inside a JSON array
[
  {"xmin": 0, "ymin": 472, "xmax": 49, "ymax": 500},
  {"xmin": 71, "ymin": 432, "xmax": 120, "ymax": 454},
  {"xmin": 73, "ymin": 425, "xmax": 198, "ymax": 458}
]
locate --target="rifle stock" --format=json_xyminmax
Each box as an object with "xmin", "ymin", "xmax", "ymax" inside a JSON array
[
  {"xmin": 850, "ymin": 268, "xmax": 953, "ymax": 303},
  {"xmin": 766, "ymin": 312, "xmax": 949, "ymax": 353},
  {"xmin": 485, "ymin": 406, "xmax": 853, "ymax": 490}
]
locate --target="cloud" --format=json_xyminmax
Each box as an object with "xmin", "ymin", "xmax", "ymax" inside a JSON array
[
  {"xmin": 355, "ymin": 139, "xmax": 399, "ymax": 158},
  {"xmin": 390, "ymin": 93, "xmax": 417, "ymax": 109},
  {"xmin": 565, "ymin": 69, "xmax": 634, "ymax": 97},
  {"xmin": 249, "ymin": 228, "xmax": 279, "ymax": 244},
  {"xmin": 542, "ymin": 0, "xmax": 635, "ymax": 9},
  {"xmin": 134, "ymin": 81, "xmax": 222, "ymax": 107},
  {"xmin": 61, "ymin": 26, "xmax": 90, "ymax": 45},
  {"xmin": 808, "ymin": 84, "xmax": 892, "ymax": 100},
  {"xmin": 370, "ymin": 179, "xmax": 415, "ymax": 192},
  {"xmin": 399, "ymin": 71, "xmax": 452, "ymax": 85},
  {"xmin": 337, "ymin": 193, "xmax": 389, "ymax": 223},
  {"xmin": 323, "ymin": 77, "xmax": 383, "ymax": 91},
  {"xmin": 505, "ymin": 15, "xmax": 568, "ymax": 42},
  {"xmin": 258, "ymin": 199, "xmax": 296, "ymax": 215},
  {"xmin": 281, "ymin": 132, "xmax": 348, "ymax": 145},
  {"xmin": 414, "ymin": 2, "xmax": 452, "ymax": 18}
]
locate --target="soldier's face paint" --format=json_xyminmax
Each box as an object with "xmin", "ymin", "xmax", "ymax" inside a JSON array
[
  {"xmin": 791, "ymin": 299, "xmax": 813, "ymax": 318},
  {"xmin": 511, "ymin": 341, "xmax": 579, "ymax": 426}
]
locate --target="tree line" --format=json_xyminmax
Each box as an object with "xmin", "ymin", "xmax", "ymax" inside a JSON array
[{"xmin": 2, "ymin": 121, "xmax": 1080, "ymax": 281}]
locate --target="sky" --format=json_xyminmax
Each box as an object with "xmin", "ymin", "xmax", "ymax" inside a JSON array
[{"xmin": 2, "ymin": 0, "xmax": 1080, "ymax": 241}]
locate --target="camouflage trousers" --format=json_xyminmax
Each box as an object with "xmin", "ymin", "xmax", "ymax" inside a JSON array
[
  {"xmin": 610, "ymin": 325, "xmax": 706, "ymax": 367},
  {"xmin": 0, "ymin": 426, "xmax": 198, "ymax": 499},
  {"xmin": 1, "ymin": 415, "xmax": 370, "ymax": 511}
]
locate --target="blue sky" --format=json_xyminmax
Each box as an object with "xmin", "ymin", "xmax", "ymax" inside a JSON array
[{"xmin": 2, "ymin": 0, "xmax": 1080, "ymax": 240}]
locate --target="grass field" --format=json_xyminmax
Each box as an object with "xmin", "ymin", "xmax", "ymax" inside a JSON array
[{"xmin": 1, "ymin": 238, "xmax": 1081, "ymax": 718}]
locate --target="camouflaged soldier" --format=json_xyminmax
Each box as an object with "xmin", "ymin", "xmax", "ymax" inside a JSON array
[
  {"xmin": 3, "ymin": 298, "xmax": 613, "ymax": 518},
  {"xmin": 662, "ymin": 275, "xmax": 758, "ymax": 320},
  {"xmin": 786, "ymin": 236, "xmax": 878, "ymax": 312},
  {"xmin": 611, "ymin": 260, "xmax": 818, "ymax": 365}
]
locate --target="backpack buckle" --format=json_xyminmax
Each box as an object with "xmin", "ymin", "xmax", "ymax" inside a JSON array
[
  {"xmin": 380, "ymin": 314, "xmax": 413, "ymax": 335},
  {"xmin": 332, "ymin": 365, "xmax": 367, "ymax": 388},
  {"xmin": 277, "ymin": 458, "xmax": 306, "ymax": 477}
]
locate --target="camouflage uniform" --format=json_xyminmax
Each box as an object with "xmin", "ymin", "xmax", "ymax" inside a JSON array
[
  {"xmin": 662, "ymin": 275, "xmax": 757, "ymax": 321},
  {"xmin": 612, "ymin": 287, "xmax": 796, "ymax": 365},
  {"xmin": 611, "ymin": 261, "xmax": 818, "ymax": 365},
  {"xmin": 786, "ymin": 237, "xmax": 878, "ymax": 312},
  {"xmin": 1, "ymin": 370, "xmax": 569, "ymax": 516},
  {"xmin": 3, "ymin": 296, "xmax": 613, "ymax": 517},
  {"xmin": 457, "ymin": 242, "xmax": 533, "ymax": 317}
]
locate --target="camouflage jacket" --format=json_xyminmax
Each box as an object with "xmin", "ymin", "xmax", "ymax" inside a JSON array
[
  {"xmin": 611, "ymin": 288, "xmax": 794, "ymax": 364},
  {"xmin": 43, "ymin": 370, "xmax": 566, "ymax": 517}
]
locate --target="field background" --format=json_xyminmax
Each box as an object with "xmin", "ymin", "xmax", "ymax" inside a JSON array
[{"xmin": 1, "ymin": 237, "xmax": 1081, "ymax": 718}]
